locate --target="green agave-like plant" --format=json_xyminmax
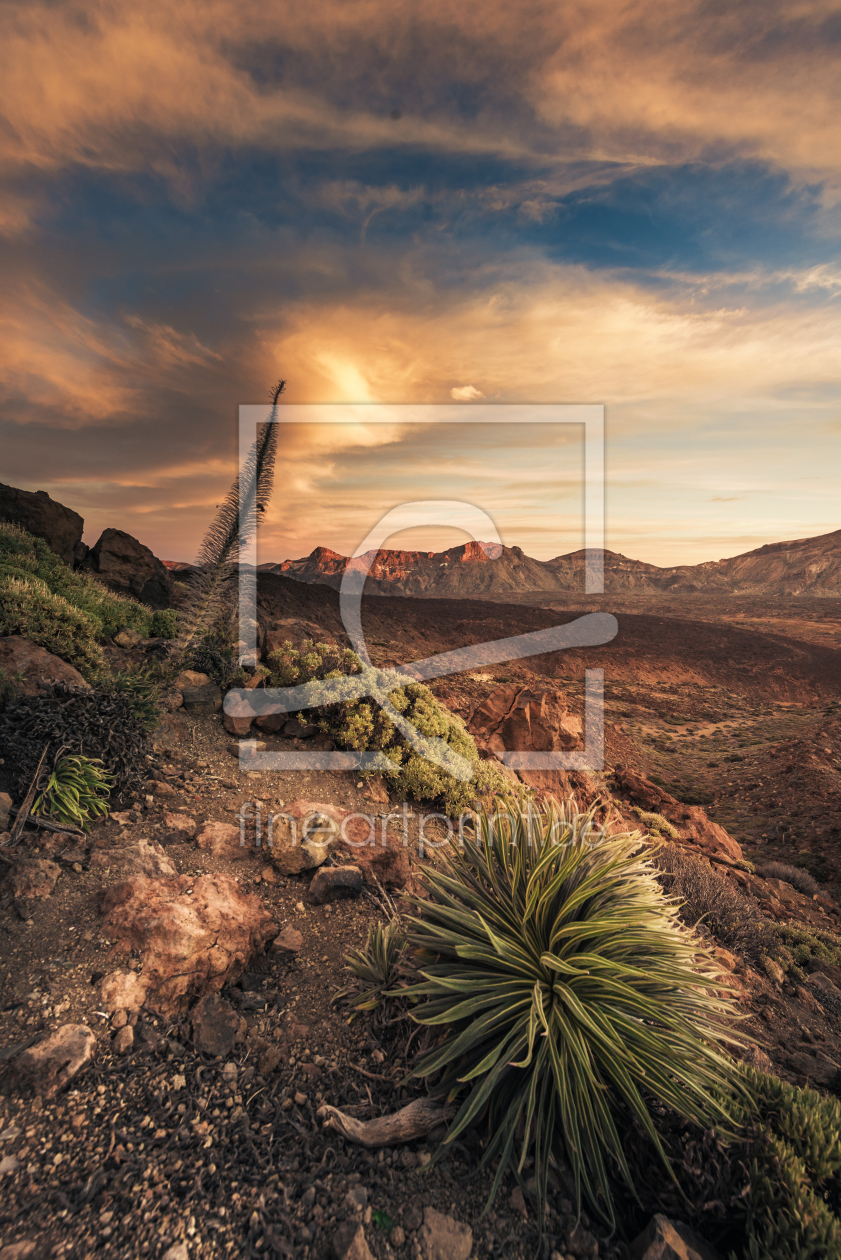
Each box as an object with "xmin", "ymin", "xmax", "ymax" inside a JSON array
[
  {"xmin": 33, "ymin": 752, "xmax": 114, "ymax": 831},
  {"xmin": 402, "ymin": 802, "xmax": 750, "ymax": 1227},
  {"xmin": 333, "ymin": 919, "xmax": 407, "ymax": 1022}
]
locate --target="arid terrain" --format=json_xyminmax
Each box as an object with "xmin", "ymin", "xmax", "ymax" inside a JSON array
[{"xmin": 2, "ymin": 566, "xmax": 841, "ymax": 1260}]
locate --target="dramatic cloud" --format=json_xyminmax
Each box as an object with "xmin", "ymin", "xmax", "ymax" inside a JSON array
[{"xmin": 0, "ymin": 0, "xmax": 838, "ymax": 561}]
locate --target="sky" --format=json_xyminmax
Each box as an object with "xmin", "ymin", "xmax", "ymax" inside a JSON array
[{"xmin": 1, "ymin": 0, "xmax": 840, "ymax": 566}]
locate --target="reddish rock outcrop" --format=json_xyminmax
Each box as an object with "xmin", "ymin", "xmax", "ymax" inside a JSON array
[
  {"xmin": 469, "ymin": 684, "xmax": 582, "ymax": 756},
  {"xmin": 100, "ymin": 873, "xmax": 277, "ymax": 1015},
  {"xmin": 195, "ymin": 820, "xmax": 246, "ymax": 859},
  {"xmin": 614, "ymin": 768, "xmax": 743, "ymax": 865},
  {"xmin": 0, "ymin": 636, "xmax": 91, "ymax": 694},
  {"xmin": 5, "ymin": 1025, "xmax": 95, "ymax": 1098},
  {"xmin": 0, "ymin": 483, "xmax": 84, "ymax": 565}
]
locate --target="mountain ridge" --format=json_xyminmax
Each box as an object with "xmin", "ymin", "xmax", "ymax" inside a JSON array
[{"xmin": 255, "ymin": 527, "xmax": 841, "ymax": 597}]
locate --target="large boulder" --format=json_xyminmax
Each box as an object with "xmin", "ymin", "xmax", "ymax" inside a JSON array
[
  {"xmin": 469, "ymin": 684, "xmax": 582, "ymax": 756},
  {"xmin": 81, "ymin": 528, "xmax": 173, "ymax": 609},
  {"xmin": 0, "ymin": 482, "xmax": 84, "ymax": 565},
  {"xmin": 100, "ymin": 873, "xmax": 277, "ymax": 1015},
  {"xmin": 0, "ymin": 636, "xmax": 91, "ymax": 694}
]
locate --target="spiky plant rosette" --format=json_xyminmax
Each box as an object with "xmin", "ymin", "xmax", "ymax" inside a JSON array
[{"xmin": 401, "ymin": 802, "xmax": 750, "ymax": 1227}]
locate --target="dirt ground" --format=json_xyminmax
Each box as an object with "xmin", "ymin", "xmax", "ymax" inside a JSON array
[{"xmin": 2, "ymin": 583, "xmax": 841, "ymax": 1259}]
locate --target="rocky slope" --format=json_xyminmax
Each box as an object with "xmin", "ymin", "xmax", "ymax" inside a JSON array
[{"xmin": 265, "ymin": 527, "xmax": 841, "ymax": 598}]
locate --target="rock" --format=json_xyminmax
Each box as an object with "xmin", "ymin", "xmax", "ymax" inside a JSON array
[
  {"xmin": 172, "ymin": 670, "xmax": 210, "ymax": 691},
  {"xmin": 806, "ymin": 971, "xmax": 841, "ymax": 1001},
  {"xmin": 0, "ymin": 792, "xmax": 11, "ymax": 831},
  {"xmin": 100, "ymin": 873, "xmax": 277, "ymax": 1016},
  {"xmin": 417, "ymin": 1207, "xmax": 472, "ymax": 1260},
  {"xmin": 470, "ymin": 684, "xmax": 582, "ymax": 757},
  {"xmin": 630, "ymin": 1214, "xmax": 723, "ymax": 1260},
  {"xmin": 308, "ymin": 865, "xmax": 364, "ymax": 904},
  {"xmin": 162, "ymin": 1245, "xmax": 190, "ymax": 1260},
  {"xmin": 161, "ymin": 812, "xmax": 197, "ymax": 843},
  {"xmin": 191, "ymin": 993, "xmax": 242, "ymax": 1056},
  {"xmin": 363, "ymin": 776, "xmax": 390, "ymax": 805},
  {"xmin": 181, "ymin": 682, "xmax": 223, "ymax": 714},
  {"xmin": 114, "ymin": 627, "xmax": 143, "ymax": 649},
  {"xmin": 5, "ymin": 859, "xmax": 60, "ymax": 914},
  {"xmin": 269, "ymin": 802, "xmax": 341, "ymax": 875},
  {"xmin": 271, "ymin": 926, "xmax": 304, "ymax": 954},
  {"xmin": 227, "ymin": 740, "xmax": 267, "ymax": 759},
  {"xmin": 567, "ymin": 1222, "xmax": 600, "ymax": 1256},
  {"xmin": 283, "ymin": 717, "xmax": 319, "ymax": 738},
  {"xmin": 259, "ymin": 1045, "xmax": 283, "ymax": 1075},
  {"xmin": 0, "ymin": 482, "xmax": 84, "ymax": 564},
  {"xmin": 111, "ymin": 1009, "xmax": 128, "ymax": 1029},
  {"xmin": 5, "ymin": 1024, "xmax": 95, "ymax": 1098},
  {"xmin": 762, "ymin": 956, "xmax": 786, "ymax": 986},
  {"xmin": 390, "ymin": 1225, "xmax": 405, "ymax": 1246},
  {"xmin": 81, "ymin": 527, "xmax": 173, "ymax": 608},
  {"xmin": 615, "ymin": 768, "xmax": 743, "ymax": 865},
  {"xmin": 100, "ymin": 969, "xmax": 150, "ymax": 1013},
  {"xmin": 787, "ymin": 1051, "xmax": 841, "ymax": 1086},
  {"xmin": 332, "ymin": 1221, "xmax": 375, "ymax": 1260},
  {"xmin": 196, "ymin": 820, "xmax": 246, "ymax": 859},
  {"xmin": 509, "ymin": 1186, "xmax": 527, "ymax": 1217},
  {"xmin": 806, "ymin": 956, "xmax": 841, "ymax": 988},
  {"xmin": 0, "ymin": 636, "xmax": 91, "ymax": 695},
  {"xmin": 269, "ymin": 798, "xmax": 410, "ymax": 889},
  {"xmin": 113, "ymin": 1025, "xmax": 134, "ymax": 1055},
  {"xmin": 160, "ymin": 687, "xmax": 184, "ymax": 712},
  {"xmin": 345, "ymin": 1185, "xmax": 368, "ymax": 1211},
  {"xmin": 89, "ymin": 839, "xmax": 176, "ymax": 879},
  {"xmin": 0, "ymin": 1242, "xmax": 38, "ymax": 1260},
  {"xmin": 739, "ymin": 1044, "xmax": 772, "ymax": 1072},
  {"xmin": 223, "ymin": 712, "xmax": 254, "ymax": 736},
  {"xmin": 254, "ymin": 713, "xmax": 285, "ymax": 733}
]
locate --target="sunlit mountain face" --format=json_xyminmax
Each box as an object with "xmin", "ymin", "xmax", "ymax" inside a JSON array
[{"xmin": 1, "ymin": 0, "xmax": 839, "ymax": 564}]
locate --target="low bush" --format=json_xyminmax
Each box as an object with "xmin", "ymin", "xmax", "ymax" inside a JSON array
[
  {"xmin": 631, "ymin": 806, "xmax": 680, "ymax": 840},
  {"xmin": 402, "ymin": 801, "xmax": 747, "ymax": 1228},
  {"xmin": 185, "ymin": 631, "xmax": 247, "ymax": 690},
  {"xmin": 267, "ymin": 639, "xmax": 521, "ymax": 815},
  {"xmin": 0, "ymin": 522, "xmax": 158, "ymax": 679},
  {"xmin": 776, "ymin": 923, "xmax": 841, "ymax": 973},
  {"xmin": 759, "ymin": 860, "xmax": 820, "ymax": 897},
  {"xmin": 654, "ymin": 843, "xmax": 779, "ymax": 964},
  {"xmin": 0, "ymin": 682, "xmax": 152, "ymax": 801}
]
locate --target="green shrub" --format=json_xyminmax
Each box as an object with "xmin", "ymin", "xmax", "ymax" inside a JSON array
[
  {"xmin": 33, "ymin": 752, "xmax": 113, "ymax": 831},
  {"xmin": 149, "ymin": 608, "xmax": 177, "ymax": 639},
  {"xmin": 631, "ymin": 806, "xmax": 680, "ymax": 840},
  {"xmin": 732, "ymin": 1068, "xmax": 841, "ymax": 1259},
  {"xmin": 267, "ymin": 639, "xmax": 522, "ymax": 815},
  {"xmin": 402, "ymin": 801, "xmax": 747, "ymax": 1228},
  {"xmin": 775, "ymin": 924, "xmax": 841, "ymax": 973},
  {"xmin": 0, "ymin": 522, "xmax": 157, "ymax": 678}
]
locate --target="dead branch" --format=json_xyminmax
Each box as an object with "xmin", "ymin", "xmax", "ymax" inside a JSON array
[{"xmin": 317, "ymin": 1096, "xmax": 454, "ymax": 1147}]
